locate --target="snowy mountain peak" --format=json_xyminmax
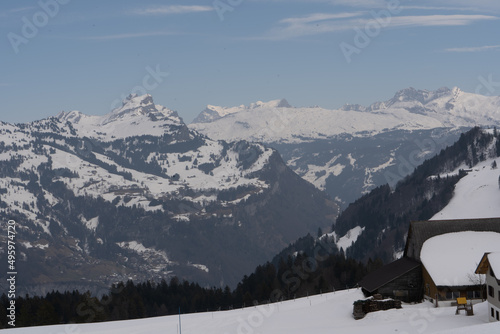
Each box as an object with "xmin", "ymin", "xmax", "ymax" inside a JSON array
[
  {"xmin": 340, "ymin": 104, "xmax": 366, "ymax": 112},
  {"xmin": 388, "ymin": 87, "xmax": 431, "ymax": 105},
  {"xmin": 50, "ymin": 94, "xmax": 185, "ymax": 141},
  {"xmin": 386, "ymin": 87, "xmax": 454, "ymax": 107},
  {"xmin": 101, "ymin": 94, "xmax": 183, "ymax": 127},
  {"xmin": 192, "ymin": 99, "xmax": 293, "ymax": 124},
  {"xmin": 249, "ymin": 98, "xmax": 292, "ymax": 109},
  {"xmin": 451, "ymin": 86, "xmax": 462, "ymax": 100},
  {"xmin": 103, "ymin": 94, "xmax": 158, "ymax": 124}
]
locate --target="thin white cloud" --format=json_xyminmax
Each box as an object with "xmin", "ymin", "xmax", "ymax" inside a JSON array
[
  {"xmin": 280, "ymin": 12, "xmax": 362, "ymax": 25},
  {"xmin": 82, "ymin": 31, "xmax": 180, "ymax": 41},
  {"xmin": 387, "ymin": 15, "xmax": 498, "ymax": 27},
  {"xmin": 261, "ymin": 13, "xmax": 498, "ymax": 40},
  {"xmin": 326, "ymin": 0, "xmax": 386, "ymax": 7},
  {"xmin": 0, "ymin": 6, "xmax": 37, "ymax": 17},
  {"xmin": 131, "ymin": 5, "xmax": 213, "ymax": 15},
  {"xmin": 260, "ymin": 12, "xmax": 362, "ymax": 40},
  {"xmin": 430, "ymin": 0, "xmax": 500, "ymax": 13},
  {"xmin": 443, "ymin": 45, "xmax": 500, "ymax": 53},
  {"xmin": 400, "ymin": 6, "xmax": 488, "ymax": 12},
  {"xmin": 9, "ymin": 6, "xmax": 37, "ymax": 13}
]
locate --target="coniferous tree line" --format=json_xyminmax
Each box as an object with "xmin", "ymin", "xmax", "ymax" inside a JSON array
[{"xmin": 0, "ymin": 249, "xmax": 368, "ymax": 329}]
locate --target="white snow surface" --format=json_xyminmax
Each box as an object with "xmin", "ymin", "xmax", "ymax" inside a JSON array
[
  {"xmin": 337, "ymin": 226, "xmax": 365, "ymax": 252},
  {"xmin": 322, "ymin": 226, "xmax": 365, "ymax": 252},
  {"xmin": 81, "ymin": 216, "xmax": 99, "ymax": 232},
  {"xmin": 5, "ymin": 288, "xmax": 496, "ymax": 334},
  {"xmin": 189, "ymin": 263, "xmax": 209, "ymax": 273},
  {"xmin": 301, "ymin": 155, "xmax": 344, "ymax": 190},
  {"xmin": 116, "ymin": 241, "xmax": 171, "ymax": 264},
  {"xmin": 421, "ymin": 231, "xmax": 500, "ymax": 286},
  {"xmin": 431, "ymin": 158, "xmax": 500, "ymax": 220}
]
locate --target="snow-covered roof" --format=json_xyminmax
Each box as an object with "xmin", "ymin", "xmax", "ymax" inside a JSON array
[
  {"xmin": 421, "ymin": 231, "xmax": 500, "ymax": 287},
  {"xmin": 405, "ymin": 218, "xmax": 500, "ymax": 262}
]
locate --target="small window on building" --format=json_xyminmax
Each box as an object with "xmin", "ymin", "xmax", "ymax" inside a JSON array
[
  {"xmin": 467, "ymin": 290, "xmax": 482, "ymax": 299},
  {"xmin": 489, "ymin": 285, "xmax": 495, "ymax": 298},
  {"xmin": 497, "ymin": 310, "xmax": 499, "ymax": 321},
  {"xmin": 492, "ymin": 307, "xmax": 495, "ymax": 318},
  {"xmin": 446, "ymin": 291, "xmax": 460, "ymax": 300}
]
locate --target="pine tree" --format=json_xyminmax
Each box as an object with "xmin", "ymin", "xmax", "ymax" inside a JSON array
[{"xmin": 317, "ymin": 227, "xmax": 323, "ymax": 238}]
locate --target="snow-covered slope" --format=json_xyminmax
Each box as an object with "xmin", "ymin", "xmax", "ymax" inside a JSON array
[
  {"xmin": 190, "ymin": 87, "xmax": 500, "ymax": 144},
  {"xmin": 6, "ymin": 289, "xmax": 495, "ymax": 334},
  {"xmin": 431, "ymin": 157, "xmax": 500, "ymax": 220}
]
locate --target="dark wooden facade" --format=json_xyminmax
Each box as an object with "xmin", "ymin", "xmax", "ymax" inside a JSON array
[{"xmin": 360, "ymin": 257, "xmax": 423, "ymax": 303}]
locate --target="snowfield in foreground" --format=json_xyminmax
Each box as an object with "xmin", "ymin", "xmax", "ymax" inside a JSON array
[{"xmin": 5, "ymin": 289, "xmax": 498, "ymax": 334}]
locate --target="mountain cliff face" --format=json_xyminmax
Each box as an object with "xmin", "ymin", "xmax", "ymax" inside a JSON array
[
  {"xmin": 190, "ymin": 87, "xmax": 500, "ymax": 207},
  {"xmin": 0, "ymin": 95, "xmax": 337, "ymax": 294}
]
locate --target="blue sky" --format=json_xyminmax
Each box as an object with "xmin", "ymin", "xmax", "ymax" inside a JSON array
[{"xmin": 1, "ymin": 0, "xmax": 500, "ymax": 124}]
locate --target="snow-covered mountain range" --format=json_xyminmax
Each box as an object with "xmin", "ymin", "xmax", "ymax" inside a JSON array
[
  {"xmin": 0, "ymin": 94, "xmax": 337, "ymax": 294},
  {"xmin": 191, "ymin": 87, "xmax": 500, "ymax": 143},
  {"xmin": 190, "ymin": 87, "xmax": 500, "ymax": 206}
]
